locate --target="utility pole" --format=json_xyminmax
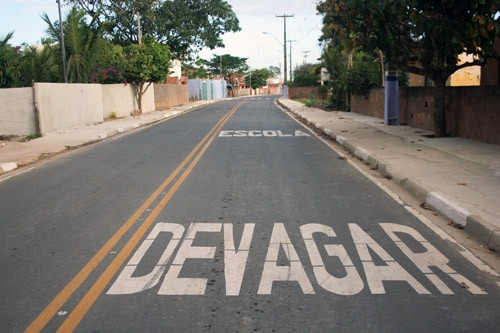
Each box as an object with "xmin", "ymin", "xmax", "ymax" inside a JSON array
[
  {"xmin": 220, "ymin": 55, "xmax": 223, "ymax": 78},
  {"xmin": 288, "ymin": 40, "xmax": 296, "ymax": 82},
  {"xmin": 137, "ymin": 11, "xmax": 142, "ymax": 45},
  {"xmin": 56, "ymin": 0, "xmax": 67, "ymax": 83},
  {"xmin": 276, "ymin": 14, "xmax": 294, "ymax": 85}
]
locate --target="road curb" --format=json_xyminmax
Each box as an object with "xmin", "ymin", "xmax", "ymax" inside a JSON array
[
  {"xmin": 278, "ymin": 99, "xmax": 500, "ymax": 252},
  {"xmin": 0, "ymin": 162, "xmax": 18, "ymax": 175},
  {"xmin": 466, "ymin": 215, "xmax": 500, "ymax": 252}
]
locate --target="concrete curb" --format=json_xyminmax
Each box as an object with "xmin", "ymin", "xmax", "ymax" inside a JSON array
[
  {"xmin": 277, "ymin": 98, "xmax": 500, "ymax": 253},
  {"xmin": 0, "ymin": 162, "xmax": 18, "ymax": 175}
]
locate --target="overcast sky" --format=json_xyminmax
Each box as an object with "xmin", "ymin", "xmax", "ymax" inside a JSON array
[{"xmin": 1, "ymin": 0, "xmax": 325, "ymax": 75}]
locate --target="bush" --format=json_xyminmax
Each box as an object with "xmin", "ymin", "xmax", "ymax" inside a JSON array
[{"xmin": 289, "ymin": 74, "xmax": 319, "ymax": 87}]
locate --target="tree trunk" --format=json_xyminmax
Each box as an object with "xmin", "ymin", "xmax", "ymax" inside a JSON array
[
  {"xmin": 136, "ymin": 83, "xmax": 143, "ymax": 115},
  {"xmin": 433, "ymin": 78, "xmax": 447, "ymax": 137}
]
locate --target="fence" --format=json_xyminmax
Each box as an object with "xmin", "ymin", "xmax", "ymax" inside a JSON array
[{"xmin": 187, "ymin": 79, "xmax": 227, "ymax": 101}]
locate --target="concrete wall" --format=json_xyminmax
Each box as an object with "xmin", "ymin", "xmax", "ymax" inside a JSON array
[
  {"xmin": 154, "ymin": 84, "xmax": 189, "ymax": 110},
  {"xmin": 1, "ymin": 81, "xmax": 187, "ymax": 136},
  {"xmin": 101, "ymin": 83, "xmax": 155, "ymax": 117},
  {"xmin": 35, "ymin": 83, "xmax": 103, "ymax": 134},
  {"xmin": 138, "ymin": 84, "xmax": 155, "ymax": 114},
  {"xmin": 0, "ymin": 87, "xmax": 36, "ymax": 136},
  {"xmin": 351, "ymin": 86, "xmax": 500, "ymax": 144},
  {"xmin": 102, "ymin": 84, "xmax": 135, "ymax": 118}
]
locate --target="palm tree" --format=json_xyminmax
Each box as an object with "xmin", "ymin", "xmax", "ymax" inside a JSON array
[{"xmin": 42, "ymin": 8, "xmax": 105, "ymax": 83}]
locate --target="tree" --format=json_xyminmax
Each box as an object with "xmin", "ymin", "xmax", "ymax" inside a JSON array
[
  {"xmin": 121, "ymin": 41, "xmax": 171, "ymax": 114},
  {"xmin": 182, "ymin": 58, "xmax": 210, "ymax": 79},
  {"xmin": 244, "ymin": 68, "xmax": 272, "ymax": 89},
  {"xmin": 42, "ymin": 7, "xmax": 106, "ymax": 83},
  {"xmin": 0, "ymin": 32, "xmax": 23, "ymax": 88},
  {"xmin": 267, "ymin": 65, "xmax": 281, "ymax": 78},
  {"xmin": 65, "ymin": 0, "xmax": 241, "ymax": 59},
  {"xmin": 317, "ymin": 0, "xmax": 500, "ymax": 137},
  {"xmin": 291, "ymin": 63, "xmax": 321, "ymax": 87},
  {"xmin": 203, "ymin": 54, "xmax": 249, "ymax": 78},
  {"xmin": 21, "ymin": 41, "xmax": 61, "ymax": 84}
]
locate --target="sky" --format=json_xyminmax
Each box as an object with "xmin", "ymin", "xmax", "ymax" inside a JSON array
[{"xmin": 1, "ymin": 0, "xmax": 325, "ymax": 75}]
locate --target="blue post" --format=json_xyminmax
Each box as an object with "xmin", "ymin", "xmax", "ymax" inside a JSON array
[
  {"xmin": 384, "ymin": 70, "xmax": 398, "ymax": 125},
  {"xmin": 283, "ymin": 84, "xmax": 288, "ymax": 99}
]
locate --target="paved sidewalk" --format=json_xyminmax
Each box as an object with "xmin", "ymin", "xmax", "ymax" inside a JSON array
[
  {"xmin": 0, "ymin": 99, "xmax": 218, "ymax": 172},
  {"xmin": 278, "ymin": 98, "xmax": 500, "ymax": 252}
]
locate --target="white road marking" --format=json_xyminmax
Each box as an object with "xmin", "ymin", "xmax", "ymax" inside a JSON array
[
  {"xmin": 349, "ymin": 223, "xmax": 430, "ymax": 295},
  {"xmin": 257, "ymin": 223, "xmax": 315, "ymax": 295},
  {"xmin": 301, "ymin": 223, "xmax": 363, "ymax": 295},
  {"xmin": 159, "ymin": 223, "xmax": 221, "ymax": 295},
  {"xmin": 224, "ymin": 223, "xmax": 255, "ymax": 296},
  {"xmin": 218, "ymin": 130, "xmax": 311, "ymax": 137},
  {"xmin": 107, "ymin": 222, "xmax": 487, "ymax": 296}
]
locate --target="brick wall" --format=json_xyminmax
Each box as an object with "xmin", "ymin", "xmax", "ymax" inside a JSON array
[
  {"xmin": 288, "ymin": 86, "xmax": 320, "ymax": 99},
  {"xmin": 154, "ymin": 84, "xmax": 189, "ymax": 110},
  {"xmin": 351, "ymin": 86, "xmax": 500, "ymax": 144}
]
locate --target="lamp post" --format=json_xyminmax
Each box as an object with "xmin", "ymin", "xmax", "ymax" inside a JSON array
[
  {"xmin": 263, "ymin": 31, "xmax": 283, "ymax": 82},
  {"xmin": 56, "ymin": 0, "xmax": 68, "ymax": 83}
]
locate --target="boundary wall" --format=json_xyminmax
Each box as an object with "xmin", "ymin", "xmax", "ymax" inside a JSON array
[
  {"xmin": 35, "ymin": 83, "xmax": 103, "ymax": 134},
  {"xmin": 154, "ymin": 84, "xmax": 188, "ymax": 110},
  {"xmin": 0, "ymin": 87, "xmax": 35, "ymax": 136},
  {"xmin": 101, "ymin": 84, "xmax": 154, "ymax": 118},
  {"xmin": 351, "ymin": 86, "xmax": 500, "ymax": 144},
  {"xmin": 1, "ymin": 82, "xmax": 191, "ymax": 136}
]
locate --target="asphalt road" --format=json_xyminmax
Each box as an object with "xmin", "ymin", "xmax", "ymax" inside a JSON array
[{"xmin": 1, "ymin": 96, "xmax": 499, "ymax": 332}]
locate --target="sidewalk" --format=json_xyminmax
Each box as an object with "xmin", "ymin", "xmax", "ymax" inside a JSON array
[
  {"xmin": 0, "ymin": 99, "xmax": 218, "ymax": 172},
  {"xmin": 277, "ymin": 98, "xmax": 500, "ymax": 253}
]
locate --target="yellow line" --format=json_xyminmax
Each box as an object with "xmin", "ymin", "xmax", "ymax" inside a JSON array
[{"xmin": 25, "ymin": 101, "xmax": 244, "ymax": 333}]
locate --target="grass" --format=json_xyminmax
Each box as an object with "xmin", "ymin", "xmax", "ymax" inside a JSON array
[
  {"xmin": 292, "ymin": 97, "xmax": 335, "ymax": 111},
  {"xmin": 21, "ymin": 134, "xmax": 42, "ymax": 142}
]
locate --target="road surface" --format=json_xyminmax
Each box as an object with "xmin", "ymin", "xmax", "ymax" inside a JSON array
[{"xmin": 1, "ymin": 97, "xmax": 499, "ymax": 332}]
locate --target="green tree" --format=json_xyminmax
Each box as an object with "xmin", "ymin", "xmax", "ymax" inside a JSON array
[
  {"xmin": 0, "ymin": 32, "xmax": 23, "ymax": 88},
  {"xmin": 204, "ymin": 54, "xmax": 249, "ymax": 78},
  {"xmin": 182, "ymin": 58, "xmax": 210, "ymax": 79},
  {"xmin": 244, "ymin": 68, "xmax": 272, "ymax": 89},
  {"xmin": 291, "ymin": 63, "xmax": 320, "ymax": 87},
  {"xmin": 317, "ymin": 0, "xmax": 500, "ymax": 137},
  {"xmin": 121, "ymin": 42, "xmax": 171, "ymax": 114},
  {"xmin": 65, "ymin": 0, "xmax": 241, "ymax": 59},
  {"xmin": 42, "ymin": 7, "xmax": 106, "ymax": 83},
  {"xmin": 21, "ymin": 41, "xmax": 61, "ymax": 84},
  {"xmin": 267, "ymin": 65, "xmax": 280, "ymax": 77}
]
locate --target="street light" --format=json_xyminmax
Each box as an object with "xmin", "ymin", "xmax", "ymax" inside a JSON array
[
  {"xmin": 262, "ymin": 32, "xmax": 284, "ymax": 82},
  {"xmin": 262, "ymin": 32, "xmax": 282, "ymax": 46}
]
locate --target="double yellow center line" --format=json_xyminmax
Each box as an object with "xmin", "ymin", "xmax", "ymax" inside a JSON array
[{"xmin": 25, "ymin": 101, "xmax": 245, "ymax": 332}]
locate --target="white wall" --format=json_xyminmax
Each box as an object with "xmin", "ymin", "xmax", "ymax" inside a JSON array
[
  {"xmin": 102, "ymin": 83, "xmax": 155, "ymax": 118},
  {"xmin": 35, "ymin": 83, "xmax": 103, "ymax": 134},
  {"xmin": 0, "ymin": 87, "xmax": 35, "ymax": 135},
  {"xmin": 102, "ymin": 84, "xmax": 135, "ymax": 118},
  {"xmin": 1, "ymin": 82, "xmax": 162, "ymax": 136},
  {"xmin": 139, "ymin": 84, "xmax": 155, "ymax": 114}
]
